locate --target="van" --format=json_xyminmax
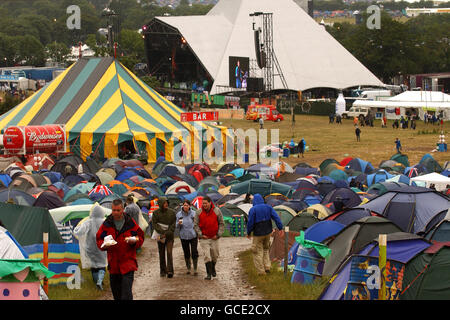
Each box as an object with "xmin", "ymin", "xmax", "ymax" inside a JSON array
[
  {"xmin": 342, "ymin": 106, "xmax": 369, "ymax": 119},
  {"xmin": 359, "ymin": 90, "xmax": 392, "ymax": 100},
  {"xmin": 246, "ymin": 104, "xmax": 284, "ymax": 122}
]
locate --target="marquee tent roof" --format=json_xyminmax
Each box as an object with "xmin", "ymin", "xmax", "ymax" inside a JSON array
[
  {"xmin": 353, "ymin": 91, "xmax": 450, "ymax": 109},
  {"xmin": 153, "ymin": 0, "xmax": 383, "ymax": 94},
  {"xmin": 0, "ymin": 57, "xmax": 226, "ymax": 162}
]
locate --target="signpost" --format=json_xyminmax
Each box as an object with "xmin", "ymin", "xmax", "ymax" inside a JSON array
[{"xmin": 181, "ymin": 111, "xmax": 219, "ymax": 122}]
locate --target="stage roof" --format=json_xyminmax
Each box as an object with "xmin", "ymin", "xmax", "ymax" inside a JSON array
[{"xmin": 154, "ymin": 0, "xmax": 384, "ymax": 94}]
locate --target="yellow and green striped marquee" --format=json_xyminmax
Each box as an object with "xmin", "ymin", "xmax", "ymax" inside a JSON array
[{"xmin": 0, "ymin": 57, "xmax": 228, "ymax": 163}]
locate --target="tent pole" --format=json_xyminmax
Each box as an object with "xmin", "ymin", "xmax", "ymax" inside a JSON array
[
  {"xmin": 379, "ymin": 234, "xmax": 386, "ymax": 300},
  {"xmin": 284, "ymin": 226, "xmax": 289, "ymax": 278},
  {"xmin": 43, "ymin": 232, "xmax": 49, "ymax": 295}
]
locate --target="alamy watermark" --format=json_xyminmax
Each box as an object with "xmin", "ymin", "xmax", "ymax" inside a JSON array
[
  {"xmin": 367, "ymin": 5, "xmax": 381, "ymax": 30},
  {"xmin": 67, "ymin": 5, "xmax": 81, "ymax": 30},
  {"xmin": 171, "ymin": 128, "xmax": 281, "ymax": 166}
]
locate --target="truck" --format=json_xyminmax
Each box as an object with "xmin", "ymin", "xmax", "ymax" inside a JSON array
[{"xmin": 246, "ymin": 104, "xmax": 284, "ymax": 122}]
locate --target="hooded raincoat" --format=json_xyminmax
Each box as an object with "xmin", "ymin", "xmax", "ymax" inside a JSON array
[
  {"xmin": 73, "ymin": 204, "xmax": 107, "ymax": 269},
  {"xmin": 152, "ymin": 197, "xmax": 177, "ymax": 241},
  {"xmin": 247, "ymin": 194, "xmax": 283, "ymax": 236}
]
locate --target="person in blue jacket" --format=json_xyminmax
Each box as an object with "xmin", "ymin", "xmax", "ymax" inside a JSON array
[{"xmin": 247, "ymin": 194, "xmax": 283, "ymax": 275}]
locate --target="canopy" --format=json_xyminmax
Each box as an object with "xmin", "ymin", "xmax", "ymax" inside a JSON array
[
  {"xmin": 0, "ymin": 57, "xmax": 227, "ymax": 162},
  {"xmin": 411, "ymin": 173, "xmax": 450, "ymax": 192}
]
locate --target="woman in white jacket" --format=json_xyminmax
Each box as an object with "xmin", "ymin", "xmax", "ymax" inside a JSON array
[{"xmin": 73, "ymin": 204, "xmax": 107, "ymax": 290}]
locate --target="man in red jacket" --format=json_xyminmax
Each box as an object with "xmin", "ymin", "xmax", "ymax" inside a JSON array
[
  {"xmin": 96, "ymin": 199, "xmax": 144, "ymax": 300},
  {"xmin": 194, "ymin": 196, "xmax": 224, "ymax": 280}
]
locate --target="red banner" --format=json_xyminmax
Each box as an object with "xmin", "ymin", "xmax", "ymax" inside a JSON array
[{"xmin": 181, "ymin": 111, "xmax": 219, "ymax": 122}]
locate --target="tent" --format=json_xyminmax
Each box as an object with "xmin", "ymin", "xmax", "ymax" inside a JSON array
[
  {"xmin": 404, "ymin": 164, "xmax": 428, "ymax": 178},
  {"xmin": 165, "ymin": 181, "xmax": 195, "ymax": 195},
  {"xmin": 401, "ymin": 242, "xmax": 450, "ymax": 300},
  {"xmin": 345, "ymin": 158, "xmax": 375, "ymax": 175},
  {"xmin": 325, "ymin": 207, "xmax": 376, "ymax": 226},
  {"xmin": 300, "ymin": 204, "xmax": 332, "ymax": 220},
  {"xmin": 320, "ymin": 232, "xmax": 431, "ymax": 300},
  {"xmin": 273, "ymin": 205, "xmax": 297, "ymax": 226},
  {"xmin": 359, "ymin": 185, "xmax": 450, "ymax": 234},
  {"xmin": 0, "ymin": 189, "xmax": 36, "ymax": 206},
  {"xmin": 424, "ymin": 218, "xmax": 450, "ymax": 242},
  {"xmin": 0, "ymin": 57, "xmax": 227, "ymax": 163},
  {"xmin": 0, "ymin": 226, "xmax": 29, "ymax": 259},
  {"xmin": 320, "ymin": 187, "xmax": 362, "ymax": 209},
  {"xmin": 322, "ymin": 216, "xmax": 402, "ymax": 276},
  {"xmin": 410, "ymin": 173, "xmax": 450, "ymax": 192},
  {"xmin": 366, "ymin": 169, "xmax": 394, "ymax": 187},
  {"xmin": 0, "ymin": 202, "xmax": 79, "ymax": 285},
  {"xmin": 286, "ymin": 212, "xmax": 319, "ymax": 232},
  {"xmin": 419, "ymin": 154, "xmax": 443, "ymax": 173},
  {"xmin": 34, "ymin": 191, "xmax": 66, "ymax": 210},
  {"xmin": 230, "ymin": 179, "xmax": 293, "ymax": 197},
  {"xmin": 391, "ymin": 153, "xmax": 410, "ymax": 168}
]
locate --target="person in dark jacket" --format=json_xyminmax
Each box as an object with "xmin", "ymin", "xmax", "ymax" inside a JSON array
[
  {"xmin": 152, "ymin": 197, "xmax": 177, "ymax": 278},
  {"xmin": 247, "ymin": 194, "xmax": 283, "ymax": 275},
  {"xmin": 355, "ymin": 126, "xmax": 361, "ymax": 142},
  {"xmin": 96, "ymin": 199, "xmax": 144, "ymax": 300}
]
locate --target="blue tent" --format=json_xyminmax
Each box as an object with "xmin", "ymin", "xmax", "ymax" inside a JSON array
[
  {"xmin": 326, "ymin": 208, "xmax": 374, "ymax": 226},
  {"xmin": 230, "ymin": 168, "xmax": 245, "ymax": 178},
  {"xmin": 441, "ymin": 170, "xmax": 450, "ymax": 177},
  {"xmin": 320, "ymin": 232, "xmax": 431, "ymax": 300},
  {"xmin": 115, "ymin": 169, "xmax": 138, "ymax": 182},
  {"xmin": 404, "ymin": 164, "xmax": 428, "ymax": 178},
  {"xmin": 0, "ymin": 189, "xmax": 36, "ymax": 206},
  {"xmin": 321, "ymin": 187, "xmax": 361, "ymax": 209},
  {"xmin": 0, "ymin": 174, "xmax": 12, "ymax": 187},
  {"xmin": 286, "ymin": 221, "xmax": 344, "ymax": 268},
  {"xmin": 158, "ymin": 165, "xmax": 181, "ymax": 178},
  {"xmin": 345, "ymin": 158, "xmax": 375, "ymax": 174},
  {"xmin": 294, "ymin": 167, "xmax": 320, "ymax": 176},
  {"xmin": 43, "ymin": 171, "xmax": 63, "ymax": 184},
  {"xmin": 366, "ymin": 169, "xmax": 394, "ymax": 187},
  {"xmin": 303, "ymin": 194, "xmax": 322, "ymax": 206}
]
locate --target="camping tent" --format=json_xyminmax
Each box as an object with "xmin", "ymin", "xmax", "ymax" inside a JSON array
[
  {"xmin": 401, "ymin": 242, "xmax": 450, "ymax": 300},
  {"xmin": 0, "ymin": 57, "xmax": 227, "ymax": 163},
  {"xmin": 359, "ymin": 185, "xmax": 450, "ymax": 234},
  {"xmin": 320, "ymin": 232, "xmax": 431, "ymax": 300},
  {"xmin": 322, "ymin": 216, "xmax": 402, "ymax": 276},
  {"xmin": 230, "ymin": 179, "xmax": 293, "ymax": 197},
  {"xmin": 0, "ymin": 202, "xmax": 79, "ymax": 285},
  {"xmin": 410, "ymin": 173, "xmax": 450, "ymax": 192}
]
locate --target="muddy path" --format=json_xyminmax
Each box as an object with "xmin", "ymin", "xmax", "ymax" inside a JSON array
[{"xmin": 102, "ymin": 236, "xmax": 263, "ymax": 300}]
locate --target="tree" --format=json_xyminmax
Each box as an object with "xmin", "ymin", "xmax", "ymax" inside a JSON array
[
  {"xmin": 46, "ymin": 42, "xmax": 71, "ymax": 65},
  {"xmin": 85, "ymin": 33, "xmax": 110, "ymax": 57},
  {"xmin": 15, "ymin": 35, "xmax": 46, "ymax": 66}
]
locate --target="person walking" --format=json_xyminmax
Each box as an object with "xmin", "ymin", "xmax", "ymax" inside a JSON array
[
  {"xmin": 176, "ymin": 200, "xmax": 199, "ymax": 275},
  {"xmin": 395, "ymin": 138, "xmax": 402, "ymax": 153},
  {"xmin": 194, "ymin": 196, "xmax": 225, "ymax": 280},
  {"xmin": 96, "ymin": 199, "xmax": 144, "ymax": 300},
  {"xmin": 124, "ymin": 194, "xmax": 141, "ymax": 225},
  {"xmin": 259, "ymin": 116, "xmax": 264, "ymax": 129},
  {"xmin": 355, "ymin": 126, "xmax": 361, "ymax": 142},
  {"xmin": 246, "ymin": 194, "xmax": 283, "ymax": 275},
  {"xmin": 152, "ymin": 197, "xmax": 177, "ymax": 278},
  {"xmin": 298, "ymin": 138, "xmax": 306, "ymax": 158},
  {"xmin": 73, "ymin": 204, "xmax": 107, "ymax": 290}
]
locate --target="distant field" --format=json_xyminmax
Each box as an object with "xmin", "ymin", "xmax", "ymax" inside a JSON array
[
  {"xmin": 314, "ymin": 16, "xmax": 410, "ymax": 25},
  {"xmin": 219, "ymin": 115, "xmax": 449, "ymax": 169}
]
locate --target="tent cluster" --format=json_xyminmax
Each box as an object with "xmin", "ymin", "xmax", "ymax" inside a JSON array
[{"xmin": 0, "ymin": 150, "xmax": 449, "ymax": 300}]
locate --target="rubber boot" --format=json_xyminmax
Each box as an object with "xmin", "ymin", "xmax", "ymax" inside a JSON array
[
  {"xmin": 97, "ymin": 269, "xmax": 105, "ymax": 290},
  {"xmin": 204, "ymin": 262, "xmax": 212, "ymax": 280},
  {"xmin": 185, "ymin": 258, "xmax": 191, "ymax": 275},
  {"xmin": 211, "ymin": 261, "xmax": 217, "ymax": 277},
  {"xmin": 193, "ymin": 258, "xmax": 198, "ymax": 275}
]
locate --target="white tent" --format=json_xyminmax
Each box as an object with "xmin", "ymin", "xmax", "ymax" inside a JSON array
[
  {"xmin": 154, "ymin": 0, "xmax": 383, "ymax": 94},
  {"xmin": 410, "ymin": 172, "xmax": 450, "ymax": 192},
  {"xmin": 353, "ymin": 91, "xmax": 450, "ymax": 120}
]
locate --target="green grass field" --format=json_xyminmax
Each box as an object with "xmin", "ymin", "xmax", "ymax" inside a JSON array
[
  {"xmin": 238, "ymin": 249, "xmax": 329, "ymax": 300},
  {"xmin": 219, "ymin": 115, "xmax": 449, "ymax": 169}
]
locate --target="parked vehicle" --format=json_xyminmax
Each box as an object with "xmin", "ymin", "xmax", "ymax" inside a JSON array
[{"xmin": 246, "ymin": 105, "xmax": 284, "ymax": 122}]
